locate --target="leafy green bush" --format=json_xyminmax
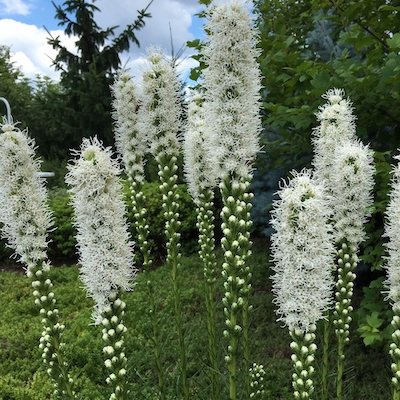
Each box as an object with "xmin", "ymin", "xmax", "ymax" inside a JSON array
[
  {"xmin": 47, "ymin": 188, "xmax": 76, "ymax": 260},
  {"xmin": 123, "ymin": 181, "xmax": 199, "ymax": 263},
  {"xmin": 356, "ymin": 151, "xmax": 393, "ymax": 349}
]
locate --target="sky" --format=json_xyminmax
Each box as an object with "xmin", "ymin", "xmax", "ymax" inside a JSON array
[{"xmin": 0, "ymin": 0, "xmax": 209, "ymax": 84}]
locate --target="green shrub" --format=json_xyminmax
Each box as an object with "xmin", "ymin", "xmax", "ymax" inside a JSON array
[
  {"xmin": 48, "ymin": 188, "xmax": 77, "ymax": 260},
  {"xmin": 123, "ymin": 180, "xmax": 199, "ymax": 263}
]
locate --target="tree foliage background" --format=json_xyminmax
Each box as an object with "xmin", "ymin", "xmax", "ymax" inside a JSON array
[{"xmin": 255, "ymin": 0, "xmax": 400, "ymax": 171}]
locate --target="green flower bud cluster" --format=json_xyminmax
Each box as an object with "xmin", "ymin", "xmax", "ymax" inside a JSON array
[
  {"xmin": 333, "ymin": 242, "xmax": 357, "ymax": 343},
  {"xmin": 34, "ymin": 264, "xmax": 74, "ymax": 399},
  {"xmin": 220, "ymin": 175, "xmax": 254, "ymax": 397},
  {"xmin": 220, "ymin": 178, "xmax": 253, "ymax": 316},
  {"xmin": 290, "ymin": 326, "xmax": 317, "ymax": 399},
  {"xmin": 389, "ymin": 316, "xmax": 400, "ymax": 393},
  {"xmin": 155, "ymin": 150, "xmax": 188, "ymax": 396},
  {"xmin": 158, "ymin": 155, "xmax": 182, "ymax": 268},
  {"xmin": 249, "ymin": 363, "xmax": 266, "ymax": 399},
  {"xmin": 130, "ymin": 180, "xmax": 152, "ymax": 269},
  {"xmin": 101, "ymin": 293, "xmax": 129, "ymax": 400},
  {"xmin": 197, "ymin": 190, "xmax": 217, "ymax": 284}
]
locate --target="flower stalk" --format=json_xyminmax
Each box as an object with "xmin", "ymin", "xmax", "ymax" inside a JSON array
[
  {"xmin": 201, "ymin": 2, "xmax": 262, "ymax": 397},
  {"xmin": 383, "ymin": 154, "xmax": 400, "ymax": 400},
  {"xmin": 65, "ymin": 137, "xmax": 136, "ymax": 398},
  {"xmin": 101, "ymin": 293, "xmax": 129, "ymax": 400},
  {"xmin": 184, "ymin": 91, "xmax": 219, "ymax": 399},
  {"xmin": 139, "ymin": 48, "xmax": 188, "ymax": 398},
  {"xmin": 111, "ymin": 72, "xmax": 152, "ymax": 269},
  {"xmin": 313, "ymin": 89, "xmax": 374, "ymax": 399},
  {"xmin": 270, "ymin": 170, "xmax": 335, "ymax": 399},
  {"xmin": 0, "ymin": 119, "xmax": 74, "ymax": 398},
  {"xmin": 111, "ymin": 71, "xmax": 166, "ymax": 396}
]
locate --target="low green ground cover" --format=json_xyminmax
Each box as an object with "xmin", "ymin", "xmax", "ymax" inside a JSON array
[{"xmin": 0, "ymin": 238, "xmax": 391, "ymax": 399}]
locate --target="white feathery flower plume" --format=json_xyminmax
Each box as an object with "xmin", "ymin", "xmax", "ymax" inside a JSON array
[
  {"xmin": 270, "ymin": 169, "xmax": 335, "ymax": 332},
  {"xmin": 139, "ymin": 47, "xmax": 181, "ymax": 160},
  {"xmin": 330, "ymin": 139, "xmax": 375, "ymax": 246},
  {"xmin": 0, "ymin": 119, "xmax": 53, "ymax": 273},
  {"xmin": 111, "ymin": 70, "xmax": 147, "ymax": 182},
  {"xmin": 183, "ymin": 90, "xmax": 218, "ymax": 204},
  {"xmin": 313, "ymin": 88, "xmax": 357, "ymax": 183},
  {"xmin": 202, "ymin": 0, "xmax": 262, "ymax": 180},
  {"xmin": 65, "ymin": 137, "xmax": 136, "ymax": 324},
  {"xmin": 384, "ymin": 154, "xmax": 400, "ymax": 308}
]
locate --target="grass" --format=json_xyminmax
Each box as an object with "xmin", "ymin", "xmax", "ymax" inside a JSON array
[{"xmin": 0, "ymin": 237, "xmax": 393, "ymax": 399}]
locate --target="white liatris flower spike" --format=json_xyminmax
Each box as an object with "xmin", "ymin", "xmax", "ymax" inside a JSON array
[
  {"xmin": 139, "ymin": 46, "xmax": 181, "ymax": 160},
  {"xmin": 202, "ymin": 0, "xmax": 262, "ymax": 180},
  {"xmin": 65, "ymin": 137, "xmax": 136, "ymax": 324},
  {"xmin": 313, "ymin": 88, "xmax": 357, "ymax": 183},
  {"xmin": 0, "ymin": 118, "xmax": 53, "ymax": 272},
  {"xmin": 384, "ymin": 153, "xmax": 400, "ymax": 397},
  {"xmin": 270, "ymin": 169, "xmax": 335, "ymax": 332},
  {"xmin": 110, "ymin": 70, "xmax": 147, "ymax": 183},
  {"xmin": 384, "ymin": 153, "xmax": 400, "ymax": 308},
  {"xmin": 0, "ymin": 118, "xmax": 74, "ymax": 396},
  {"xmin": 183, "ymin": 90, "xmax": 218, "ymax": 204},
  {"xmin": 330, "ymin": 139, "xmax": 375, "ymax": 247}
]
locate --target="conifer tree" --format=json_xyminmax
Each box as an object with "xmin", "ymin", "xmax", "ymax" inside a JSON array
[{"xmin": 46, "ymin": 0, "xmax": 152, "ymax": 156}]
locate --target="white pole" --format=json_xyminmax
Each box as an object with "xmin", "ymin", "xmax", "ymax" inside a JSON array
[{"xmin": 0, "ymin": 97, "xmax": 12, "ymax": 124}]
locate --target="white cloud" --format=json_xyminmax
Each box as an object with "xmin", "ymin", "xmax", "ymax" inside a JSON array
[
  {"xmin": 0, "ymin": 0, "xmax": 204, "ymax": 84},
  {"xmin": 0, "ymin": 19, "xmax": 76, "ymax": 81},
  {"xmin": 0, "ymin": 0, "xmax": 31, "ymax": 15}
]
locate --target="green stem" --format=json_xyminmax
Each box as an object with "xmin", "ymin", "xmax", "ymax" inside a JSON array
[
  {"xmin": 239, "ymin": 181, "xmax": 253, "ymax": 399},
  {"xmin": 130, "ymin": 179, "xmax": 152, "ymax": 270},
  {"xmin": 322, "ymin": 317, "xmax": 330, "ymax": 400},
  {"xmin": 220, "ymin": 175, "xmax": 254, "ymax": 400},
  {"xmin": 337, "ymin": 336, "xmax": 345, "ymax": 400},
  {"xmin": 243, "ymin": 296, "xmax": 250, "ymax": 397},
  {"xmin": 333, "ymin": 242, "xmax": 357, "ymax": 400},
  {"xmin": 33, "ymin": 263, "xmax": 75, "ymax": 399},
  {"xmin": 101, "ymin": 293, "xmax": 128, "ymax": 400},
  {"xmin": 158, "ymin": 154, "xmax": 189, "ymax": 399},
  {"xmin": 147, "ymin": 278, "xmax": 166, "ymax": 400},
  {"xmin": 172, "ymin": 242, "xmax": 189, "ymax": 400},
  {"xmin": 198, "ymin": 190, "xmax": 220, "ymax": 400}
]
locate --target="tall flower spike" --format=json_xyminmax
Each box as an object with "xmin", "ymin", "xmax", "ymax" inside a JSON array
[
  {"xmin": 330, "ymin": 139, "xmax": 375, "ymax": 247},
  {"xmin": 139, "ymin": 47, "xmax": 189, "ymax": 398},
  {"xmin": 270, "ymin": 169, "xmax": 335, "ymax": 332},
  {"xmin": 0, "ymin": 118, "xmax": 75, "ymax": 398},
  {"xmin": 270, "ymin": 169, "xmax": 334, "ymax": 399},
  {"xmin": 139, "ymin": 47, "xmax": 181, "ymax": 160},
  {"xmin": 202, "ymin": 0, "xmax": 262, "ymax": 181},
  {"xmin": 184, "ymin": 90, "xmax": 220, "ymax": 399},
  {"xmin": 184, "ymin": 90, "xmax": 218, "ymax": 204},
  {"xmin": 202, "ymin": 2, "xmax": 262, "ymax": 398},
  {"xmin": 111, "ymin": 71, "xmax": 152, "ymax": 269},
  {"xmin": 65, "ymin": 137, "xmax": 136, "ymax": 324},
  {"xmin": 313, "ymin": 88, "xmax": 357, "ymax": 184},
  {"xmin": 383, "ymin": 153, "xmax": 400, "ymax": 399},
  {"xmin": 313, "ymin": 90, "xmax": 375, "ymax": 400},
  {"xmin": 0, "ymin": 119, "xmax": 53, "ymax": 272},
  {"xmin": 111, "ymin": 70, "xmax": 147, "ymax": 183}
]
